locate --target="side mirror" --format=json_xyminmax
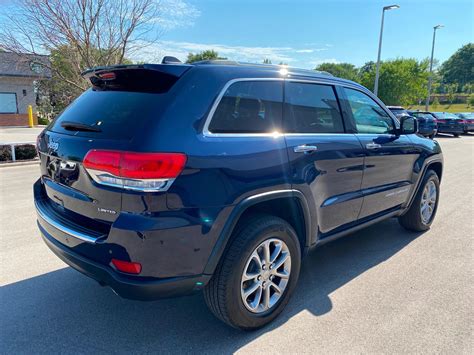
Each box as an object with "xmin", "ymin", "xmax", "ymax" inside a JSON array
[{"xmin": 399, "ymin": 116, "xmax": 418, "ymax": 135}]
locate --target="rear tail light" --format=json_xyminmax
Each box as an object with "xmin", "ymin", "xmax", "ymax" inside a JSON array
[
  {"xmin": 83, "ymin": 150, "xmax": 187, "ymax": 192},
  {"xmin": 458, "ymin": 120, "xmax": 466, "ymax": 124},
  {"xmin": 111, "ymin": 258, "xmax": 142, "ymax": 274},
  {"xmin": 98, "ymin": 72, "xmax": 116, "ymax": 80},
  {"xmin": 436, "ymin": 119, "xmax": 446, "ymax": 123}
]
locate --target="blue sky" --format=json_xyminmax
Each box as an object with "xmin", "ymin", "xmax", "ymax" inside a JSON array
[
  {"xmin": 1, "ymin": 0, "xmax": 472, "ymax": 69},
  {"xmin": 139, "ymin": 0, "xmax": 473, "ymax": 68}
]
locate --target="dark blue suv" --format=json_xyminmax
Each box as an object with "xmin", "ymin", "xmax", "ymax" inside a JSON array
[{"xmin": 34, "ymin": 60, "xmax": 443, "ymax": 329}]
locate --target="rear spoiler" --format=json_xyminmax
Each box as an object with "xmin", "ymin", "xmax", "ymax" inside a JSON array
[
  {"xmin": 81, "ymin": 63, "xmax": 193, "ymax": 93},
  {"xmin": 81, "ymin": 63, "xmax": 192, "ymax": 80}
]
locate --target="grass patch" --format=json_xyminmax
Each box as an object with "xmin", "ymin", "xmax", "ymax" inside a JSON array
[{"xmin": 407, "ymin": 103, "xmax": 472, "ymax": 113}]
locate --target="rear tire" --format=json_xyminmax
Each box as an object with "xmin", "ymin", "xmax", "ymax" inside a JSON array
[
  {"xmin": 399, "ymin": 170, "xmax": 440, "ymax": 232},
  {"xmin": 453, "ymin": 133, "xmax": 459, "ymax": 137},
  {"xmin": 204, "ymin": 215, "xmax": 301, "ymax": 330}
]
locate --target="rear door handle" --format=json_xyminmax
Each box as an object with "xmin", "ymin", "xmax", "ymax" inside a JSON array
[
  {"xmin": 366, "ymin": 143, "xmax": 382, "ymax": 150},
  {"xmin": 294, "ymin": 145, "xmax": 318, "ymax": 153}
]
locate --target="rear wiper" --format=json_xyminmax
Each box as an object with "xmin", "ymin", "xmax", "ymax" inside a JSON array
[{"xmin": 61, "ymin": 121, "xmax": 101, "ymax": 132}]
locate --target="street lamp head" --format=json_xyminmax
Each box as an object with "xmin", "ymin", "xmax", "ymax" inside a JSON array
[
  {"xmin": 383, "ymin": 4, "xmax": 400, "ymax": 11},
  {"xmin": 434, "ymin": 24, "xmax": 444, "ymax": 30}
]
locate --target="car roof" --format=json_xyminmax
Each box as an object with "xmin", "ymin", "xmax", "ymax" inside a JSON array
[
  {"xmin": 190, "ymin": 60, "xmax": 364, "ymax": 86},
  {"xmin": 82, "ymin": 60, "xmax": 368, "ymax": 91}
]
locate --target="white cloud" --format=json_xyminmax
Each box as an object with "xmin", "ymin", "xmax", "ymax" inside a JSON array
[
  {"xmin": 132, "ymin": 40, "xmax": 334, "ymax": 68},
  {"xmin": 153, "ymin": 0, "xmax": 201, "ymax": 30}
]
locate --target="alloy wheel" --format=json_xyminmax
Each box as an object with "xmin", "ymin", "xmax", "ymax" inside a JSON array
[
  {"xmin": 240, "ymin": 238, "xmax": 291, "ymax": 313},
  {"xmin": 420, "ymin": 180, "xmax": 437, "ymax": 224}
]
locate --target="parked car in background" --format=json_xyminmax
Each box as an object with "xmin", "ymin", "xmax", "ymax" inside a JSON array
[
  {"xmin": 431, "ymin": 112, "xmax": 464, "ymax": 137},
  {"xmin": 455, "ymin": 112, "xmax": 474, "ymax": 133},
  {"xmin": 387, "ymin": 106, "xmax": 410, "ymax": 119},
  {"xmin": 409, "ymin": 111, "xmax": 438, "ymax": 139},
  {"xmin": 34, "ymin": 60, "xmax": 443, "ymax": 329}
]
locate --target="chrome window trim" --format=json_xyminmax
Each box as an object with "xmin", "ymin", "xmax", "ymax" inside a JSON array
[
  {"xmin": 202, "ymin": 77, "xmax": 366, "ymax": 138},
  {"xmin": 35, "ymin": 200, "xmax": 98, "ymax": 244}
]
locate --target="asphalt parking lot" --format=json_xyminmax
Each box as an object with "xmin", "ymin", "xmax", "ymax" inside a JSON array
[{"xmin": 0, "ymin": 135, "xmax": 473, "ymax": 354}]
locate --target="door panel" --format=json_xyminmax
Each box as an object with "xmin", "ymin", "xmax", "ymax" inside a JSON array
[
  {"xmin": 356, "ymin": 134, "xmax": 418, "ymax": 218},
  {"xmin": 339, "ymin": 86, "xmax": 420, "ymax": 218},
  {"xmin": 283, "ymin": 81, "xmax": 365, "ymax": 235},
  {"xmin": 285, "ymin": 135, "xmax": 365, "ymax": 234}
]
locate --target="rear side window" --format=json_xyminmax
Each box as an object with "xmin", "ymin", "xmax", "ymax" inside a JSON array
[
  {"xmin": 208, "ymin": 81, "xmax": 283, "ymax": 133},
  {"xmin": 343, "ymin": 88, "xmax": 395, "ymax": 134},
  {"xmin": 285, "ymin": 82, "xmax": 344, "ymax": 133}
]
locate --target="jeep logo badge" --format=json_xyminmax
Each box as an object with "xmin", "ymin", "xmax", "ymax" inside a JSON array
[{"xmin": 47, "ymin": 140, "xmax": 59, "ymax": 151}]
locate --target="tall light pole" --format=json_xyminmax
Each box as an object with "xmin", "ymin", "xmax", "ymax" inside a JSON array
[
  {"xmin": 425, "ymin": 25, "xmax": 444, "ymax": 111},
  {"xmin": 374, "ymin": 4, "xmax": 400, "ymax": 96}
]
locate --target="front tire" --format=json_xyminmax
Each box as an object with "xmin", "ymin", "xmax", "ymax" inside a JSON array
[
  {"xmin": 399, "ymin": 170, "xmax": 440, "ymax": 232},
  {"xmin": 204, "ymin": 215, "xmax": 301, "ymax": 330}
]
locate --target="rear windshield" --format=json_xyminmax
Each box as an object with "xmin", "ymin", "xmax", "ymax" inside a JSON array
[
  {"xmin": 434, "ymin": 112, "xmax": 458, "ymax": 119},
  {"xmin": 50, "ymin": 90, "xmax": 165, "ymax": 140},
  {"xmin": 413, "ymin": 113, "xmax": 434, "ymax": 119},
  {"xmin": 50, "ymin": 68, "xmax": 181, "ymax": 140},
  {"xmin": 389, "ymin": 108, "xmax": 408, "ymax": 115}
]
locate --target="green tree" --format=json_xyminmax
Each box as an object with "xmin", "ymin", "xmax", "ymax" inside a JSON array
[
  {"xmin": 186, "ymin": 50, "xmax": 226, "ymax": 63},
  {"xmin": 359, "ymin": 61, "xmax": 375, "ymax": 75},
  {"xmin": 462, "ymin": 83, "xmax": 473, "ymax": 94},
  {"xmin": 315, "ymin": 62, "xmax": 359, "ymax": 82},
  {"xmin": 359, "ymin": 58, "xmax": 430, "ymax": 106},
  {"xmin": 432, "ymin": 96, "xmax": 440, "ymax": 107},
  {"xmin": 439, "ymin": 43, "xmax": 474, "ymax": 89},
  {"xmin": 468, "ymin": 94, "xmax": 474, "ymax": 107},
  {"xmin": 263, "ymin": 58, "xmax": 272, "ymax": 64},
  {"xmin": 445, "ymin": 83, "xmax": 458, "ymax": 104}
]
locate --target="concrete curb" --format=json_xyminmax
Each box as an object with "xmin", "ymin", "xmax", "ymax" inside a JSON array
[{"xmin": 0, "ymin": 160, "xmax": 40, "ymax": 168}]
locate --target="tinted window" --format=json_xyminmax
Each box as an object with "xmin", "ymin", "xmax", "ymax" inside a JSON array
[
  {"xmin": 50, "ymin": 90, "xmax": 167, "ymax": 140},
  {"xmin": 344, "ymin": 88, "xmax": 394, "ymax": 134},
  {"xmin": 208, "ymin": 81, "xmax": 283, "ymax": 133},
  {"xmin": 413, "ymin": 112, "xmax": 434, "ymax": 120},
  {"xmin": 389, "ymin": 108, "xmax": 408, "ymax": 116},
  {"xmin": 50, "ymin": 69, "xmax": 181, "ymax": 140},
  {"xmin": 285, "ymin": 82, "xmax": 344, "ymax": 133},
  {"xmin": 433, "ymin": 112, "xmax": 459, "ymax": 119}
]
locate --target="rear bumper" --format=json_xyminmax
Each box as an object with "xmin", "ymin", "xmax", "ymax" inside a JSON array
[
  {"xmin": 34, "ymin": 178, "xmax": 214, "ymax": 300},
  {"xmin": 39, "ymin": 222, "xmax": 210, "ymax": 300},
  {"xmin": 464, "ymin": 123, "xmax": 474, "ymax": 132},
  {"xmin": 418, "ymin": 126, "xmax": 437, "ymax": 136},
  {"xmin": 436, "ymin": 125, "xmax": 464, "ymax": 134}
]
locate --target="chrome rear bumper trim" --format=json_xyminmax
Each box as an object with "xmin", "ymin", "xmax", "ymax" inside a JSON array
[{"xmin": 35, "ymin": 200, "xmax": 97, "ymax": 244}]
